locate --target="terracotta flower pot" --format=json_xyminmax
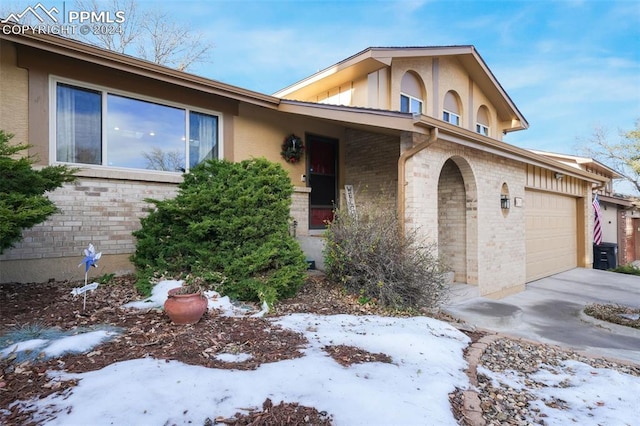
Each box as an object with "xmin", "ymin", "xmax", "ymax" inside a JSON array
[{"xmin": 164, "ymin": 288, "xmax": 208, "ymax": 324}]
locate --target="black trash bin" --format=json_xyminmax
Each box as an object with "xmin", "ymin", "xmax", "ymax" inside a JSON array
[{"xmin": 593, "ymin": 243, "xmax": 618, "ymax": 270}]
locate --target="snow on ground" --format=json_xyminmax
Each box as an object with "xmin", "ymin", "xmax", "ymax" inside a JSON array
[
  {"xmin": 8, "ymin": 314, "xmax": 470, "ymax": 425},
  {"xmin": 479, "ymin": 360, "xmax": 640, "ymax": 425},
  {"xmin": 3, "ymin": 280, "xmax": 640, "ymax": 425}
]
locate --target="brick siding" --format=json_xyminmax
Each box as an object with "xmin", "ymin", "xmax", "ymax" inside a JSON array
[{"xmin": 0, "ymin": 178, "xmax": 178, "ymax": 261}]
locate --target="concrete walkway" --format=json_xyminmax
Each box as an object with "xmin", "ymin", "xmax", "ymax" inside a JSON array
[{"xmin": 444, "ymin": 268, "xmax": 640, "ymax": 365}]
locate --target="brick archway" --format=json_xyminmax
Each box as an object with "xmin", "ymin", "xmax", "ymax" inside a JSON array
[{"xmin": 437, "ymin": 156, "xmax": 478, "ymax": 284}]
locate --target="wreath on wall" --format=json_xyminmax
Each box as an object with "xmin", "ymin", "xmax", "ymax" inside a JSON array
[{"xmin": 281, "ymin": 134, "xmax": 304, "ymax": 164}]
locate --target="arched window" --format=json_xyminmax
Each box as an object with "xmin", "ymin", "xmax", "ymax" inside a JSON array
[
  {"xmin": 443, "ymin": 91, "xmax": 461, "ymax": 126},
  {"xmin": 400, "ymin": 71, "xmax": 424, "ymax": 114},
  {"xmin": 476, "ymin": 105, "xmax": 490, "ymax": 136}
]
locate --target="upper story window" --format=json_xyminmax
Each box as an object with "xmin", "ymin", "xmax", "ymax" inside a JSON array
[
  {"xmin": 53, "ymin": 79, "xmax": 220, "ymax": 172},
  {"xmin": 443, "ymin": 91, "xmax": 461, "ymax": 126},
  {"xmin": 400, "ymin": 71, "xmax": 424, "ymax": 114},
  {"xmin": 443, "ymin": 110, "xmax": 461, "ymax": 126},
  {"xmin": 476, "ymin": 105, "xmax": 490, "ymax": 136},
  {"xmin": 400, "ymin": 94, "xmax": 423, "ymax": 114}
]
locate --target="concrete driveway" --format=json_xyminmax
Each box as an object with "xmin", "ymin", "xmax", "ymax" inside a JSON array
[{"xmin": 444, "ymin": 268, "xmax": 640, "ymax": 365}]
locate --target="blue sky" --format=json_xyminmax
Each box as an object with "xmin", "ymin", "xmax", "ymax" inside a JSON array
[
  {"xmin": 175, "ymin": 0, "xmax": 640, "ymax": 157},
  {"xmin": 3, "ymin": 0, "xmax": 640, "ymax": 162}
]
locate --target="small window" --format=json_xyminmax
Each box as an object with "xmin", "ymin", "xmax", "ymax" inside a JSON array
[
  {"xmin": 476, "ymin": 123, "xmax": 489, "ymax": 136},
  {"xmin": 443, "ymin": 110, "xmax": 460, "ymax": 125},
  {"xmin": 56, "ymin": 84, "xmax": 102, "ymax": 165},
  {"xmin": 443, "ymin": 91, "xmax": 461, "ymax": 126},
  {"xmin": 189, "ymin": 111, "xmax": 219, "ymax": 169},
  {"xmin": 476, "ymin": 106, "xmax": 490, "ymax": 136},
  {"xmin": 400, "ymin": 93, "xmax": 423, "ymax": 114},
  {"xmin": 400, "ymin": 71, "xmax": 424, "ymax": 114}
]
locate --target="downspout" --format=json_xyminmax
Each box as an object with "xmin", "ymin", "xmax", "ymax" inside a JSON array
[{"xmin": 397, "ymin": 127, "xmax": 439, "ymax": 235}]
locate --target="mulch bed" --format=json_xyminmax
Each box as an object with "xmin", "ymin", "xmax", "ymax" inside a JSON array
[{"xmin": 1, "ymin": 273, "xmax": 465, "ymax": 425}]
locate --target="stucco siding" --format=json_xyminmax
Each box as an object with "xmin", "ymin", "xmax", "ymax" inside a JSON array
[
  {"xmin": 471, "ymin": 83, "xmax": 498, "ymax": 139},
  {"xmin": 351, "ymin": 76, "xmax": 369, "ymax": 107},
  {"xmin": 390, "ymin": 57, "xmax": 433, "ymax": 114},
  {"xmin": 437, "ymin": 57, "xmax": 470, "ymax": 126}
]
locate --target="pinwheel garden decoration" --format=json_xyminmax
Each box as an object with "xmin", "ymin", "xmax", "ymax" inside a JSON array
[{"xmin": 72, "ymin": 243, "xmax": 102, "ymax": 312}]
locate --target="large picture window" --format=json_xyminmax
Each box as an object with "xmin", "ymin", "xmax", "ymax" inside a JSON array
[{"xmin": 54, "ymin": 80, "xmax": 220, "ymax": 172}]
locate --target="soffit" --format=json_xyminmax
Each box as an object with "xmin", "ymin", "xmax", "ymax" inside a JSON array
[
  {"xmin": 599, "ymin": 195, "xmax": 634, "ymax": 207},
  {"xmin": 277, "ymin": 100, "xmax": 418, "ymax": 136},
  {"xmin": 273, "ymin": 56, "xmax": 388, "ymax": 100},
  {"xmin": 278, "ymin": 99, "xmax": 605, "ymax": 185},
  {"xmin": 530, "ymin": 150, "xmax": 623, "ymax": 179},
  {"xmin": 414, "ymin": 115, "xmax": 604, "ymax": 184}
]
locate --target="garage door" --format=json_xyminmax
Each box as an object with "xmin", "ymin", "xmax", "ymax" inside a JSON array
[{"xmin": 525, "ymin": 189, "xmax": 577, "ymax": 282}]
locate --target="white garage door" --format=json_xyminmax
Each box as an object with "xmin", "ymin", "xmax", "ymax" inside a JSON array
[{"xmin": 525, "ymin": 189, "xmax": 577, "ymax": 282}]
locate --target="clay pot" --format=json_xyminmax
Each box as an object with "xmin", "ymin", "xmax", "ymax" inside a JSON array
[{"xmin": 164, "ymin": 288, "xmax": 208, "ymax": 324}]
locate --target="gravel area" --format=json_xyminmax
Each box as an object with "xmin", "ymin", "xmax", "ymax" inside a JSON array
[{"xmin": 474, "ymin": 337, "xmax": 640, "ymax": 425}]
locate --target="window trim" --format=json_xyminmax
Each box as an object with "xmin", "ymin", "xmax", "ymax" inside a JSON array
[
  {"xmin": 476, "ymin": 123, "xmax": 490, "ymax": 136},
  {"xmin": 443, "ymin": 109, "xmax": 460, "ymax": 126},
  {"xmin": 49, "ymin": 75, "xmax": 224, "ymax": 174},
  {"xmin": 400, "ymin": 92, "xmax": 423, "ymax": 114}
]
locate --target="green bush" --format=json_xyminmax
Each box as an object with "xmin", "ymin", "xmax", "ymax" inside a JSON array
[
  {"xmin": 323, "ymin": 199, "xmax": 450, "ymax": 310},
  {"xmin": 131, "ymin": 158, "xmax": 307, "ymax": 306},
  {"xmin": 608, "ymin": 264, "xmax": 640, "ymax": 276},
  {"xmin": 0, "ymin": 130, "xmax": 76, "ymax": 254}
]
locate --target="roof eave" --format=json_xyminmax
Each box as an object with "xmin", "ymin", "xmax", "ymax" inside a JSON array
[
  {"xmin": 414, "ymin": 115, "xmax": 604, "ymax": 184},
  {"xmin": 1, "ymin": 24, "xmax": 280, "ymax": 108}
]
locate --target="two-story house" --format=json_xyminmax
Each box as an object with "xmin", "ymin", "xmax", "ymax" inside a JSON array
[
  {"xmin": 275, "ymin": 46, "xmax": 607, "ymax": 296},
  {"xmin": 0, "ymin": 28, "xmax": 607, "ymax": 297}
]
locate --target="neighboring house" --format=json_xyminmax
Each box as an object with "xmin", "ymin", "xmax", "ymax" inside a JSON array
[
  {"xmin": 532, "ymin": 151, "xmax": 640, "ymax": 267},
  {"xmin": 0, "ymin": 27, "xmax": 608, "ymax": 297}
]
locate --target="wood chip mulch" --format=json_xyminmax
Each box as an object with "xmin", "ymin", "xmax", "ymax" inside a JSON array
[{"xmin": 1, "ymin": 272, "xmax": 456, "ymax": 425}]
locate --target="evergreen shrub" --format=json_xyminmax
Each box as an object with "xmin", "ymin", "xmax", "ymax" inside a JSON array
[
  {"xmin": 131, "ymin": 158, "xmax": 307, "ymax": 306},
  {"xmin": 0, "ymin": 130, "xmax": 76, "ymax": 254}
]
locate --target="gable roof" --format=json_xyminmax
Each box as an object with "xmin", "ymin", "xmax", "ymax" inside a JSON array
[{"xmin": 273, "ymin": 46, "xmax": 528, "ymax": 132}]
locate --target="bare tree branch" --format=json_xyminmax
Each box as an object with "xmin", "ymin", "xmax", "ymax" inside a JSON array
[
  {"xmin": 72, "ymin": 0, "xmax": 211, "ymax": 71},
  {"xmin": 578, "ymin": 119, "xmax": 640, "ymax": 194},
  {"xmin": 142, "ymin": 147, "xmax": 184, "ymax": 172},
  {"xmin": 74, "ymin": 0, "xmax": 140, "ymax": 53},
  {"xmin": 137, "ymin": 7, "xmax": 211, "ymax": 70}
]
